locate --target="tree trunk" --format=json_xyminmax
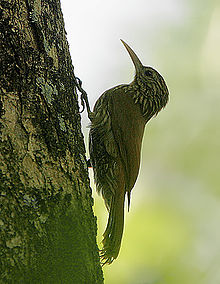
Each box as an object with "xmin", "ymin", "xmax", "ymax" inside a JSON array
[{"xmin": 0, "ymin": 0, "xmax": 103, "ymax": 283}]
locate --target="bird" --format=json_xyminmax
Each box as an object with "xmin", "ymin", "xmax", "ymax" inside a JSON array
[{"xmin": 89, "ymin": 40, "xmax": 169, "ymax": 265}]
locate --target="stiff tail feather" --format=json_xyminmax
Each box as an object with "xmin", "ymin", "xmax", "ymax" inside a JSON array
[{"xmin": 100, "ymin": 192, "xmax": 125, "ymax": 265}]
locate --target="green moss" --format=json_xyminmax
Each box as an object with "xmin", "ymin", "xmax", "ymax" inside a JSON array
[
  {"xmin": 36, "ymin": 77, "xmax": 59, "ymax": 105},
  {"xmin": 58, "ymin": 114, "xmax": 67, "ymax": 132}
]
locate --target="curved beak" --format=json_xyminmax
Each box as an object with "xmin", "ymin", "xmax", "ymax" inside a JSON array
[{"xmin": 120, "ymin": 39, "xmax": 143, "ymax": 73}]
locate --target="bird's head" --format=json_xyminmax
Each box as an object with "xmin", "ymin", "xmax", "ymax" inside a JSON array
[{"xmin": 121, "ymin": 39, "xmax": 169, "ymax": 115}]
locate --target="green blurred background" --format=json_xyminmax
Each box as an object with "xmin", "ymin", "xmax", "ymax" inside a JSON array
[{"xmin": 61, "ymin": 0, "xmax": 220, "ymax": 283}]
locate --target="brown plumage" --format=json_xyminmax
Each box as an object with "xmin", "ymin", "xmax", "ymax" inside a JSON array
[{"xmin": 89, "ymin": 40, "xmax": 169, "ymax": 264}]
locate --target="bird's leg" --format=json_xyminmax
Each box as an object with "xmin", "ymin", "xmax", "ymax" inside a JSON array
[{"xmin": 75, "ymin": 77, "xmax": 93, "ymax": 121}]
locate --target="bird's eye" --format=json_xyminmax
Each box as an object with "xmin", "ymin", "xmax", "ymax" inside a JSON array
[{"xmin": 145, "ymin": 70, "xmax": 153, "ymax": 77}]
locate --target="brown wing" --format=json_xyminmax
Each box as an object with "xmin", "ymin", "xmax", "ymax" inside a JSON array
[
  {"xmin": 110, "ymin": 87, "xmax": 146, "ymax": 196},
  {"xmin": 90, "ymin": 85, "xmax": 145, "ymax": 208}
]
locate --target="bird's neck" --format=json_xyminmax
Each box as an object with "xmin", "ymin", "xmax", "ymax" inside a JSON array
[{"xmin": 126, "ymin": 81, "xmax": 155, "ymax": 122}]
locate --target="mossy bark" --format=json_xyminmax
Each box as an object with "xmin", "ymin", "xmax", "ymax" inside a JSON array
[{"xmin": 0, "ymin": 0, "xmax": 103, "ymax": 283}]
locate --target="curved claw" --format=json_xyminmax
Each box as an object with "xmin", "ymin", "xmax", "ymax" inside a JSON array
[{"xmin": 100, "ymin": 249, "xmax": 114, "ymax": 266}]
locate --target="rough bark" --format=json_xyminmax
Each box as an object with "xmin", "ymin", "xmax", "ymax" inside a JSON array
[{"xmin": 0, "ymin": 0, "xmax": 103, "ymax": 283}]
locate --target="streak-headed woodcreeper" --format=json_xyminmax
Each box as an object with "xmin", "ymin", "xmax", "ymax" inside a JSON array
[{"xmin": 88, "ymin": 40, "xmax": 169, "ymax": 265}]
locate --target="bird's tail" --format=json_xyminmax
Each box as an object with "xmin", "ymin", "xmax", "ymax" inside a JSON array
[{"xmin": 100, "ymin": 191, "xmax": 125, "ymax": 265}]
